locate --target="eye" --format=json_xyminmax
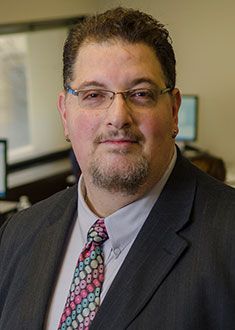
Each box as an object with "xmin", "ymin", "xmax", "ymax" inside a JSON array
[
  {"xmin": 80, "ymin": 90, "xmax": 106, "ymax": 101},
  {"xmin": 129, "ymin": 89, "xmax": 155, "ymax": 100}
]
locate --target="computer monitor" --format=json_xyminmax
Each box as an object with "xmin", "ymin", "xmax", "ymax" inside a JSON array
[
  {"xmin": 0, "ymin": 139, "xmax": 7, "ymax": 199},
  {"xmin": 176, "ymin": 95, "xmax": 198, "ymax": 143}
]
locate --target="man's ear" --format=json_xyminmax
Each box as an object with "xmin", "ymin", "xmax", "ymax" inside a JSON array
[
  {"xmin": 171, "ymin": 88, "xmax": 181, "ymax": 132},
  {"xmin": 57, "ymin": 91, "xmax": 69, "ymax": 137}
]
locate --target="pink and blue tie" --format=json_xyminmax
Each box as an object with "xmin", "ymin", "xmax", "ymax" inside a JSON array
[{"xmin": 58, "ymin": 218, "xmax": 108, "ymax": 330}]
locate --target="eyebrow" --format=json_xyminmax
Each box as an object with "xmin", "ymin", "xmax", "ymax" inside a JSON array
[
  {"xmin": 75, "ymin": 81, "xmax": 107, "ymax": 90},
  {"xmin": 74, "ymin": 77, "xmax": 162, "ymax": 90},
  {"xmin": 128, "ymin": 78, "xmax": 161, "ymax": 89}
]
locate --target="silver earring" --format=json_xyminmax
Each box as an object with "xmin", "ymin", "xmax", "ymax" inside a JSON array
[{"xmin": 65, "ymin": 135, "xmax": 71, "ymax": 142}]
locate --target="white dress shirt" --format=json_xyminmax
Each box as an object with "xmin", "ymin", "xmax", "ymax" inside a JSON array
[{"xmin": 45, "ymin": 148, "xmax": 176, "ymax": 329}]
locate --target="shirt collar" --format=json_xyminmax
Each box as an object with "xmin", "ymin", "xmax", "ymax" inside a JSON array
[{"xmin": 77, "ymin": 146, "xmax": 177, "ymax": 251}]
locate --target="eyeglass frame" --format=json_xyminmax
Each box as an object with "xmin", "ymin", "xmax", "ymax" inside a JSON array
[{"xmin": 65, "ymin": 85, "xmax": 173, "ymax": 110}]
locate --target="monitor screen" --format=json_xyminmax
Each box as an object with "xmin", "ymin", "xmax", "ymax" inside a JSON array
[
  {"xmin": 0, "ymin": 140, "xmax": 7, "ymax": 199},
  {"xmin": 176, "ymin": 95, "xmax": 198, "ymax": 142}
]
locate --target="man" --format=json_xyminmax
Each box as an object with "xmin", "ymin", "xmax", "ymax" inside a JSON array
[{"xmin": 0, "ymin": 7, "xmax": 235, "ymax": 330}]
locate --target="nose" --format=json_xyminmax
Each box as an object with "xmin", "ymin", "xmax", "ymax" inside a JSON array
[{"xmin": 105, "ymin": 93, "xmax": 134, "ymax": 129}]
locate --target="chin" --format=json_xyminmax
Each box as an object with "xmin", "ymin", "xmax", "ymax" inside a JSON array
[{"xmin": 89, "ymin": 153, "xmax": 150, "ymax": 194}]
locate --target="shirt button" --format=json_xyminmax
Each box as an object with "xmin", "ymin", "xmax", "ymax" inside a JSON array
[{"xmin": 113, "ymin": 248, "xmax": 121, "ymax": 257}]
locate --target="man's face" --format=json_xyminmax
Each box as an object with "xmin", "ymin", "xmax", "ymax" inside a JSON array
[{"xmin": 58, "ymin": 40, "xmax": 180, "ymax": 194}]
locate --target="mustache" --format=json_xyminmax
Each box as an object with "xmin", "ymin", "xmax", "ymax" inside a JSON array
[{"xmin": 94, "ymin": 129, "xmax": 144, "ymax": 144}]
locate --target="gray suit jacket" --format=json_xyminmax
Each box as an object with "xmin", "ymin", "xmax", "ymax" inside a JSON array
[{"xmin": 0, "ymin": 153, "xmax": 235, "ymax": 330}]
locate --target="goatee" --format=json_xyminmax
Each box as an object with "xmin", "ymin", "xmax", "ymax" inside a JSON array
[{"xmin": 89, "ymin": 154, "xmax": 149, "ymax": 195}]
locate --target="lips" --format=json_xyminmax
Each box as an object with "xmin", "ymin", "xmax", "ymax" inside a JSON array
[
  {"xmin": 95, "ymin": 131, "xmax": 142, "ymax": 145},
  {"xmin": 100, "ymin": 138, "xmax": 137, "ymax": 144}
]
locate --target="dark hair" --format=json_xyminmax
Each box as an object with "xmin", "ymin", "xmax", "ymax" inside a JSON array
[{"xmin": 63, "ymin": 7, "xmax": 176, "ymax": 89}]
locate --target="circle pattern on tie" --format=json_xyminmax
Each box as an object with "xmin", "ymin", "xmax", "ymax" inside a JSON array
[{"xmin": 58, "ymin": 219, "xmax": 108, "ymax": 330}]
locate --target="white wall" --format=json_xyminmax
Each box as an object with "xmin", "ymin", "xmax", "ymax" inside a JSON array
[
  {"xmin": 1, "ymin": 0, "xmax": 235, "ymax": 170},
  {"xmin": 0, "ymin": 0, "xmax": 99, "ymax": 23}
]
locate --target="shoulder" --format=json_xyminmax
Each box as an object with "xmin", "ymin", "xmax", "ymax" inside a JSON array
[
  {"xmin": 181, "ymin": 153, "xmax": 235, "ymax": 197},
  {"xmin": 192, "ymin": 158, "xmax": 234, "ymax": 201},
  {"xmin": 174, "ymin": 156, "xmax": 235, "ymax": 266},
  {"xmin": 179, "ymin": 156, "xmax": 235, "ymax": 237},
  {"xmin": 175, "ymin": 154, "xmax": 235, "ymax": 222},
  {"xmin": 0, "ymin": 184, "xmax": 78, "ymax": 249}
]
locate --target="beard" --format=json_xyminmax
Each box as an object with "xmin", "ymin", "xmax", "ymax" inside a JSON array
[{"xmin": 89, "ymin": 151, "xmax": 150, "ymax": 195}]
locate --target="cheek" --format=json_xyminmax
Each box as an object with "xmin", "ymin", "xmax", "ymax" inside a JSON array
[
  {"xmin": 67, "ymin": 111, "xmax": 101, "ymax": 165},
  {"xmin": 68, "ymin": 112, "xmax": 99, "ymax": 141},
  {"xmin": 138, "ymin": 113, "xmax": 170, "ymax": 144}
]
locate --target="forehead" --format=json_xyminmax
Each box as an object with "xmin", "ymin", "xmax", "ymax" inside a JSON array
[{"xmin": 72, "ymin": 40, "xmax": 166, "ymax": 88}]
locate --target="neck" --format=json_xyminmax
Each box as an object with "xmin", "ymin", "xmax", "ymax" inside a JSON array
[
  {"xmin": 81, "ymin": 147, "xmax": 176, "ymax": 217},
  {"xmin": 85, "ymin": 186, "xmax": 141, "ymax": 218},
  {"xmin": 82, "ymin": 170, "xmax": 162, "ymax": 218}
]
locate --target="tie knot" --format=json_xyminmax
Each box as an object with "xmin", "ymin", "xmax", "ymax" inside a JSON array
[{"xmin": 87, "ymin": 218, "xmax": 108, "ymax": 245}]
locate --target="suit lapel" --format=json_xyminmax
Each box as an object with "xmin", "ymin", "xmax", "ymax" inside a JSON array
[
  {"xmin": 15, "ymin": 186, "xmax": 78, "ymax": 329},
  {"xmin": 91, "ymin": 155, "xmax": 196, "ymax": 329}
]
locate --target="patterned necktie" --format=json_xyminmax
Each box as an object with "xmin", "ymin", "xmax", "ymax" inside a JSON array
[{"xmin": 58, "ymin": 218, "xmax": 108, "ymax": 330}]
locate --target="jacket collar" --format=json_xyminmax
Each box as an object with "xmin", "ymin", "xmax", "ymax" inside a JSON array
[{"xmin": 91, "ymin": 151, "xmax": 196, "ymax": 329}]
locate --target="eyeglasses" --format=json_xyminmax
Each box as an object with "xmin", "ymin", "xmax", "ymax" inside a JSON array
[{"xmin": 66, "ymin": 86, "xmax": 172, "ymax": 110}]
